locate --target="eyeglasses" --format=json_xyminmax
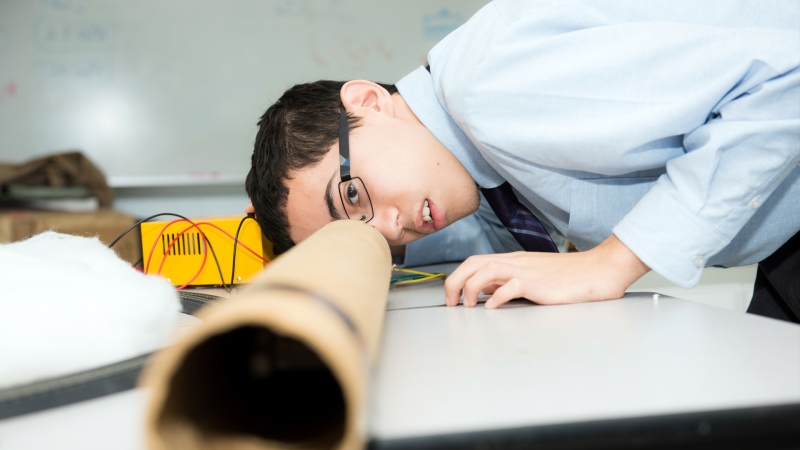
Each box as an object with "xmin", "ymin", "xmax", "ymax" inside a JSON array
[{"xmin": 338, "ymin": 104, "xmax": 374, "ymax": 222}]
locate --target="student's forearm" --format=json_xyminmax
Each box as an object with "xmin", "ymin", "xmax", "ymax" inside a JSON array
[{"xmin": 591, "ymin": 234, "xmax": 651, "ymax": 298}]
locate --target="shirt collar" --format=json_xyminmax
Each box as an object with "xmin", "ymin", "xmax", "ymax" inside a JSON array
[{"xmin": 396, "ymin": 65, "xmax": 504, "ymax": 189}]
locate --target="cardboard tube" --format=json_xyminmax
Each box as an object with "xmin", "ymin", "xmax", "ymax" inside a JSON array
[{"xmin": 141, "ymin": 221, "xmax": 391, "ymax": 450}]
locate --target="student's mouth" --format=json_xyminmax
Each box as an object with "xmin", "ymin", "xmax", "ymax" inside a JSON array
[{"xmin": 418, "ymin": 199, "xmax": 444, "ymax": 232}]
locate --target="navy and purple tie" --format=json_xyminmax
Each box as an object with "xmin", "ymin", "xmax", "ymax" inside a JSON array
[{"xmin": 480, "ymin": 182, "xmax": 558, "ymax": 253}]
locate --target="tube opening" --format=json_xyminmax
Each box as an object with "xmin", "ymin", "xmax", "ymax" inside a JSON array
[{"xmin": 158, "ymin": 326, "xmax": 346, "ymax": 448}]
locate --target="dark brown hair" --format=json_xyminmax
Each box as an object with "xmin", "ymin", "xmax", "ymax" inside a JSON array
[{"xmin": 245, "ymin": 80, "xmax": 397, "ymax": 255}]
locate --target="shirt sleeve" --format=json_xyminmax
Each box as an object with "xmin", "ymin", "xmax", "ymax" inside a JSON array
[
  {"xmin": 400, "ymin": 193, "xmax": 524, "ymax": 267},
  {"xmin": 613, "ymin": 69, "xmax": 800, "ymax": 286},
  {"xmin": 445, "ymin": 5, "xmax": 800, "ymax": 286}
]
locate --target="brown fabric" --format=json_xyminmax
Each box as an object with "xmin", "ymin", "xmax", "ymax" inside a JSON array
[
  {"xmin": 0, "ymin": 151, "xmax": 113, "ymax": 207},
  {"xmin": 141, "ymin": 221, "xmax": 391, "ymax": 450}
]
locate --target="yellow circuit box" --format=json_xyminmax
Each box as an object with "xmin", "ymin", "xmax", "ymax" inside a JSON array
[{"xmin": 140, "ymin": 215, "xmax": 274, "ymax": 287}]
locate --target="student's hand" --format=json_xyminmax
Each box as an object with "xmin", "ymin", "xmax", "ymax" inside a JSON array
[{"xmin": 444, "ymin": 234, "xmax": 650, "ymax": 308}]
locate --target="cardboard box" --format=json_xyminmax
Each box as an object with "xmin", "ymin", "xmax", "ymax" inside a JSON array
[{"xmin": 0, "ymin": 209, "xmax": 141, "ymax": 265}]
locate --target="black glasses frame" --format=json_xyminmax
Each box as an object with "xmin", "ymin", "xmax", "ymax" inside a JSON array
[{"xmin": 338, "ymin": 105, "xmax": 374, "ymax": 222}]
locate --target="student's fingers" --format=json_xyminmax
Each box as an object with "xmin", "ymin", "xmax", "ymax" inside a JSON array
[
  {"xmin": 444, "ymin": 255, "xmax": 490, "ymax": 306},
  {"xmin": 462, "ymin": 261, "xmax": 514, "ymax": 308},
  {"xmin": 445, "ymin": 253, "xmax": 534, "ymax": 306},
  {"xmin": 482, "ymin": 282, "xmax": 502, "ymax": 295},
  {"xmin": 445, "ymin": 254, "xmax": 519, "ymax": 306},
  {"xmin": 485, "ymin": 278, "xmax": 527, "ymax": 309}
]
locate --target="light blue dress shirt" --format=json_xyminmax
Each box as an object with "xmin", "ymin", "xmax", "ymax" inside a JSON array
[{"xmin": 397, "ymin": 0, "xmax": 800, "ymax": 288}]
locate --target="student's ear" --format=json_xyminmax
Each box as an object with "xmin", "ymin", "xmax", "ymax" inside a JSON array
[{"xmin": 341, "ymin": 80, "xmax": 395, "ymax": 117}]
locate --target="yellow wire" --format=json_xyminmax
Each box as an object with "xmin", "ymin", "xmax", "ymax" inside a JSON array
[
  {"xmin": 393, "ymin": 276, "xmax": 444, "ymax": 285},
  {"xmin": 392, "ymin": 267, "xmax": 446, "ymax": 285}
]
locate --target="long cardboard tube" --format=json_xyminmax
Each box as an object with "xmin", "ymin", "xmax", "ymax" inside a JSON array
[{"xmin": 141, "ymin": 221, "xmax": 391, "ymax": 450}]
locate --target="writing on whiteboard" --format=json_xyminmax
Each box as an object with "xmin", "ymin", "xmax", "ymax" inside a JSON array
[
  {"xmin": 33, "ymin": 57, "xmax": 113, "ymax": 88},
  {"xmin": 186, "ymin": 171, "xmax": 222, "ymax": 182},
  {"xmin": 310, "ymin": 49, "xmax": 329, "ymax": 68},
  {"xmin": 37, "ymin": 0, "xmax": 87, "ymax": 14},
  {"xmin": 312, "ymin": 39, "xmax": 393, "ymax": 70},
  {"xmin": 274, "ymin": 0, "xmax": 345, "ymax": 19},
  {"xmin": 35, "ymin": 18, "xmax": 117, "ymax": 53},
  {"xmin": 422, "ymin": 8, "xmax": 464, "ymax": 42},
  {"xmin": 0, "ymin": 81, "xmax": 17, "ymax": 106},
  {"xmin": 0, "ymin": 27, "xmax": 7, "ymax": 55},
  {"xmin": 375, "ymin": 40, "xmax": 392, "ymax": 60}
]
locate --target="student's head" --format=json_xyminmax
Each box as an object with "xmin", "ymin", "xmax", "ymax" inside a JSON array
[{"xmin": 246, "ymin": 80, "xmax": 479, "ymax": 255}]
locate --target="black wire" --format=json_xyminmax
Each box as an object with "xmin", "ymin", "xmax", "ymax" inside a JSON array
[
  {"xmin": 229, "ymin": 214, "xmax": 255, "ymax": 288},
  {"xmin": 108, "ymin": 212, "xmax": 230, "ymax": 292},
  {"xmin": 107, "ymin": 213, "xmax": 179, "ymax": 249}
]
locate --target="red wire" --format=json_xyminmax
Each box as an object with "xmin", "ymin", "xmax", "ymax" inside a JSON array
[
  {"xmin": 143, "ymin": 218, "xmax": 269, "ymax": 289},
  {"xmin": 145, "ymin": 219, "xmax": 269, "ymax": 273},
  {"xmin": 191, "ymin": 222, "xmax": 270, "ymax": 263},
  {"xmin": 144, "ymin": 219, "xmax": 189, "ymax": 274},
  {"xmin": 148, "ymin": 221, "xmax": 208, "ymax": 290},
  {"xmin": 174, "ymin": 226, "xmax": 208, "ymax": 290},
  {"xmin": 156, "ymin": 222, "xmax": 207, "ymax": 276}
]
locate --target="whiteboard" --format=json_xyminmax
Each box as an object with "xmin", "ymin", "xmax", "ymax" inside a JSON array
[{"xmin": 0, "ymin": 0, "xmax": 488, "ymax": 187}]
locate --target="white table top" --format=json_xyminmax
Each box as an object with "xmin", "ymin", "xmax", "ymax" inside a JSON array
[
  {"xmin": 373, "ymin": 284, "xmax": 800, "ymax": 440},
  {"xmin": 2, "ymin": 272, "xmax": 798, "ymax": 449},
  {"xmin": 0, "ymin": 388, "xmax": 145, "ymax": 450}
]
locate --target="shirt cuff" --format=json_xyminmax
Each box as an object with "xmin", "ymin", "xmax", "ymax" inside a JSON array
[{"xmin": 612, "ymin": 183, "xmax": 730, "ymax": 288}]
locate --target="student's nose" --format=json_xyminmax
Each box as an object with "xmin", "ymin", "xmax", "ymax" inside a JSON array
[{"xmin": 368, "ymin": 206, "xmax": 403, "ymax": 242}]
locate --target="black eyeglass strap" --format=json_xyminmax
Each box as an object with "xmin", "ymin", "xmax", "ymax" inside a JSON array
[{"xmin": 339, "ymin": 106, "xmax": 351, "ymax": 181}]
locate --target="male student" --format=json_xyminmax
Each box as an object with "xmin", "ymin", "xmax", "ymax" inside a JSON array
[{"xmin": 246, "ymin": 0, "xmax": 800, "ymax": 322}]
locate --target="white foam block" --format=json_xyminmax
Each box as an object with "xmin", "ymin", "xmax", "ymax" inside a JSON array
[{"xmin": 0, "ymin": 232, "xmax": 180, "ymax": 389}]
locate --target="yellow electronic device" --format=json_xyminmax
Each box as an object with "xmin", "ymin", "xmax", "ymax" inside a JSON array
[{"xmin": 140, "ymin": 215, "xmax": 273, "ymax": 287}]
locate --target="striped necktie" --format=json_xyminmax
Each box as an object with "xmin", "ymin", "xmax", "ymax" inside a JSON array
[{"xmin": 480, "ymin": 182, "xmax": 558, "ymax": 253}]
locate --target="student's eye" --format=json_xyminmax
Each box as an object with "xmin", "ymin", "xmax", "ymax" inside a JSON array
[{"xmin": 346, "ymin": 183, "xmax": 359, "ymax": 205}]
